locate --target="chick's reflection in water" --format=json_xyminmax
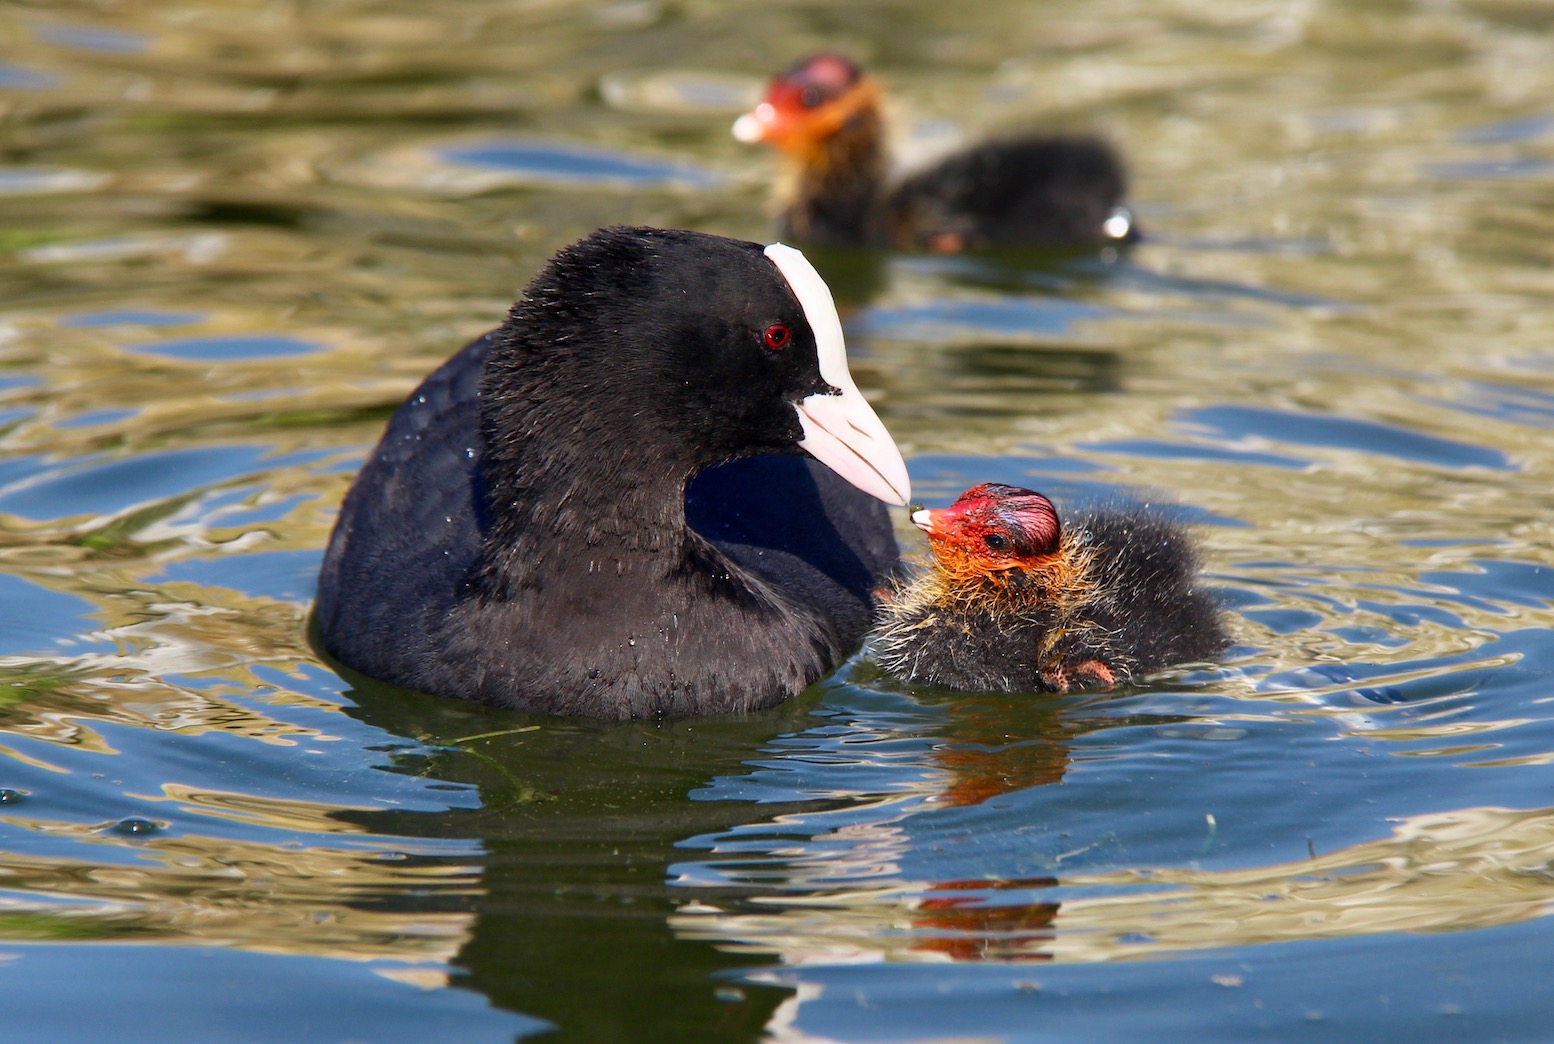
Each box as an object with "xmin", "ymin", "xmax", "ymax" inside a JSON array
[
  {"xmin": 666, "ymin": 678, "xmax": 1199, "ymax": 971},
  {"xmin": 906, "ymin": 695, "xmax": 1076, "ymax": 963}
]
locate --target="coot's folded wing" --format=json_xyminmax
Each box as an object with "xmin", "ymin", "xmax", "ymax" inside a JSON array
[{"xmin": 316, "ymin": 332, "xmax": 494, "ymax": 679}]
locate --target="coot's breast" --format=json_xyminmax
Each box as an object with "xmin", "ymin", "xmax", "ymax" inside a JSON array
[{"xmin": 687, "ymin": 456, "xmax": 898, "ymax": 646}]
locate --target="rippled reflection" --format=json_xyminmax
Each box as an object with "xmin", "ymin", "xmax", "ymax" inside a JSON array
[{"xmin": 2, "ymin": 0, "xmax": 1554, "ymax": 1038}]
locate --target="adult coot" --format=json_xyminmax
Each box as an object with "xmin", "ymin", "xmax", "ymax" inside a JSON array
[
  {"xmin": 874, "ymin": 483, "xmax": 1227, "ymax": 692},
  {"xmin": 733, "ymin": 53, "xmax": 1136, "ymax": 251},
  {"xmin": 316, "ymin": 227, "xmax": 911, "ymax": 719}
]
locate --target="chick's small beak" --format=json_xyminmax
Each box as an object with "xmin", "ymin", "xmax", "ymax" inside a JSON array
[
  {"xmin": 732, "ymin": 102, "xmax": 776, "ymax": 143},
  {"xmin": 913, "ymin": 498, "xmax": 983, "ymax": 538}
]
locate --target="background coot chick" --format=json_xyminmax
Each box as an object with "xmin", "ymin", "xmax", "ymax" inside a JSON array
[
  {"xmin": 315, "ymin": 227, "xmax": 911, "ymax": 720},
  {"xmin": 874, "ymin": 483, "xmax": 1227, "ymax": 693},
  {"xmin": 733, "ymin": 53, "xmax": 1136, "ymax": 251}
]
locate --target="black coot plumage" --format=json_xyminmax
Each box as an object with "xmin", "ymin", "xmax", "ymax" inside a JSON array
[
  {"xmin": 316, "ymin": 227, "xmax": 911, "ymax": 720},
  {"xmin": 874, "ymin": 483, "xmax": 1227, "ymax": 693},
  {"xmin": 733, "ymin": 53, "xmax": 1136, "ymax": 251}
]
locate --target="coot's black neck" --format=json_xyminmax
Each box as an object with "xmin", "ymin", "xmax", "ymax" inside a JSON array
[{"xmin": 471, "ymin": 398, "xmax": 705, "ymax": 599}]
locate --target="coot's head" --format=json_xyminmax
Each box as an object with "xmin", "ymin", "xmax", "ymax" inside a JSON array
[
  {"xmin": 912, "ymin": 483, "xmax": 1061, "ymax": 577},
  {"xmin": 484, "ymin": 227, "xmax": 910, "ymax": 506},
  {"xmin": 733, "ymin": 53, "xmax": 881, "ymax": 157}
]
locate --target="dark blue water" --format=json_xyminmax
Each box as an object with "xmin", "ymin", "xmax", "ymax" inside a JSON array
[{"xmin": 1, "ymin": 0, "xmax": 1553, "ymax": 1040}]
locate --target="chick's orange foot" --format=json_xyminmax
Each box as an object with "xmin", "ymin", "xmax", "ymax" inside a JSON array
[{"xmin": 1039, "ymin": 657, "xmax": 1118, "ymax": 694}]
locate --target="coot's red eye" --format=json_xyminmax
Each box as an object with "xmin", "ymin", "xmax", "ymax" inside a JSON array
[{"xmin": 764, "ymin": 323, "xmax": 791, "ymax": 350}]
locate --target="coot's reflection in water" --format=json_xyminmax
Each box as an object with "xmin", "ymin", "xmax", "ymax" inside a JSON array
[{"xmin": 336, "ymin": 676, "xmax": 819, "ymax": 1038}]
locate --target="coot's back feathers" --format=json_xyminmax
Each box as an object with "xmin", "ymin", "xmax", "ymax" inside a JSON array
[{"xmin": 317, "ymin": 227, "xmax": 909, "ymax": 720}]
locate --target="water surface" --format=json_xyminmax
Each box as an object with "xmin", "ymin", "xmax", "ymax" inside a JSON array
[{"xmin": 1, "ymin": 0, "xmax": 1553, "ymax": 1039}]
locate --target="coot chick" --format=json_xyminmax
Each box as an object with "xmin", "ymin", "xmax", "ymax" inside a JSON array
[
  {"xmin": 316, "ymin": 227, "xmax": 912, "ymax": 720},
  {"xmin": 874, "ymin": 483, "xmax": 1227, "ymax": 693},
  {"xmin": 732, "ymin": 53, "xmax": 1136, "ymax": 251}
]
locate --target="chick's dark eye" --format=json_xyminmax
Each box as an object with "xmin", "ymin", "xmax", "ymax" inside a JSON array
[
  {"xmin": 983, "ymin": 532, "xmax": 1010, "ymax": 551},
  {"xmin": 799, "ymin": 86, "xmax": 823, "ymax": 108},
  {"xmin": 764, "ymin": 323, "xmax": 791, "ymax": 350}
]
